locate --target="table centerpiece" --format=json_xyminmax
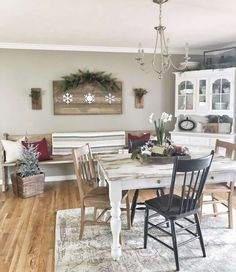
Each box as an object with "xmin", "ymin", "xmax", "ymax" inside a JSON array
[{"xmin": 131, "ymin": 112, "xmax": 190, "ymax": 164}]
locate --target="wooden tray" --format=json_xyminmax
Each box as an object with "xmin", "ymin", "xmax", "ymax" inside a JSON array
[{"xmin": 138, "ymin": 154, "xmax": 191, "ymax": 164}]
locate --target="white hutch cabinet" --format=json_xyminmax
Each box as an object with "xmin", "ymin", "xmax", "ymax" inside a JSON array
[{"xmin": 170, "ymin": 67, "xmax": 236, "ymax": 148}]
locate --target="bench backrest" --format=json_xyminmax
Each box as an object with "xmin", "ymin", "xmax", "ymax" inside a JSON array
[
  {"xmin": 1, "ymin": 130, "xmax": 154, "ymax": 162},
  {"xmin": 52, "ymin": 131, "xmax": 126, "ymax": 155}
]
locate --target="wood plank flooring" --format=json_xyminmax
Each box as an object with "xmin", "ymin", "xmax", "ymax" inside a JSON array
[{"xmin": 0, "ymin": 181, "xmax": 235, "ymax": 272}]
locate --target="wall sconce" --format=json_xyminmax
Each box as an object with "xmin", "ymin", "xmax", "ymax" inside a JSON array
[
  {"xmin": 133, "ymin": 88, "xmax": 148, "ymax": 109},
  {"xmin": 30, "ymin": 88, "xmax": 42, "ymax": 110}
]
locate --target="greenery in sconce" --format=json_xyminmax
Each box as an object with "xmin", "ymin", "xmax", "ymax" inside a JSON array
[
  {"xmin": 61, "ymin": 70, "xmax": 120, "ymax": 92},
  {"xmin": 30, "ymin": 89, "xmax": 41, "ymax": 100},
  {"xmin": 133, "ymin": 88, "xmax": 148, "ymax": 98}
]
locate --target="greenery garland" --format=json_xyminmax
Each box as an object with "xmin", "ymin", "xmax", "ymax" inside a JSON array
[{"xmin": 61, "ymin": 69, "xmax": 120, "ymax": 92}]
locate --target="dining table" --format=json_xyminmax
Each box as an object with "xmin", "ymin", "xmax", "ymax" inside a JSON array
[{"xmin": 97, "ymin": 148, "xmax": 236, "ymax": 260}]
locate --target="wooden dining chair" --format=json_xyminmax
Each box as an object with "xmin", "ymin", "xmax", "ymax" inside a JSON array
[
  {"xmin": 144, "ymin": 151, "xmax": 214, "ymax": 271},
  {"xmin": 199, "ymin": 139, "xmax": 235, "ymax": 228},
  {"xmin": 131, "ymin": 188, "xmax": 165, "ymax": 225},
  {"xmin": 73, "ymin": 143, "xmax": 131, "ymax": 240}
]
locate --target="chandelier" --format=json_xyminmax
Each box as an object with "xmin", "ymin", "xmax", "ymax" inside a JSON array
[{"xmin": 136, "ymin": 0, "xmax": 190, "ymax": 79}]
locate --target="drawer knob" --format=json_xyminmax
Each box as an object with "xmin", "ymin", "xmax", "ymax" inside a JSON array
[
  {"xmin": 157, "ymin": 179, "xmax": 161, "ymax": 184},
  {"xmin": 210, "ymin": 176, "xmax": 214, "ymax": 180}
]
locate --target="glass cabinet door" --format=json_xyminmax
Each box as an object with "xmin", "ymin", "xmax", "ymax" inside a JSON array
[
  {"xmin": 177, "ymin": 80, "xmax": 194, "ymax": 111},
  {"xmin": 211, "ymin": 78, "xmax": 231, "ymax": 111},
  {"xmin": 196, "ymin": 79, "xmax": 208, "ymax": 113},
  {"xmin": 199, "ymin": 80, "xmax": 207, "ymax": 105}
]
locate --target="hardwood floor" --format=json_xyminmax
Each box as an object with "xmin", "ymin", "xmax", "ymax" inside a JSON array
[
  {"xmin": 0, "ymin": 181, "xmax": 235, "ymax": 272},
  {"xmin": 0, "ymin": 181, "xmax": 80, "ymax": 272}
]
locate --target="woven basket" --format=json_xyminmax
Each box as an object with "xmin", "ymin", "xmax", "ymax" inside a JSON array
[{"xmin": 11, "ymin": 172, "xmax": 45, "ymax": 198}]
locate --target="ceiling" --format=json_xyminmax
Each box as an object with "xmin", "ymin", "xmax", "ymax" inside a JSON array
[{"xmin": 0, "ymin": 0, "xmax": 236, "ymax": 54}]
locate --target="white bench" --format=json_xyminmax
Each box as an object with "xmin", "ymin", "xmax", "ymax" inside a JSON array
[
  {"xmin": 1, "ymin": 131, "xmax": 127, "ymax": 192},
  {"xmin": 1, "ymin": 130, "xmax": 152, "ymax": 192}
]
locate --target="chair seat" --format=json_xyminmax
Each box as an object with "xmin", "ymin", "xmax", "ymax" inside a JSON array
[
  {"xmin": 204, "ymin": 183, "xmax": 230, "ymax": 193},
  {"xmin": 84, "ymin": 193, "xmax": 110, "ymax": 208},
  {"xmin": 145, "ymin": 194, "xmax": 200, "ymax": 220},
  {"xmin": 87, "ymin": 186, "xmax": 109, "ymax": 196},
  {"xmin": 84, "ymin": 188, "xmax": 128, "ymax": 208}
]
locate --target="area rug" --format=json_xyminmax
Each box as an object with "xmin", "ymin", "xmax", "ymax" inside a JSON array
[{"xmin": 55, "ymin": 207, "xmax": 236, "ymax": 272}]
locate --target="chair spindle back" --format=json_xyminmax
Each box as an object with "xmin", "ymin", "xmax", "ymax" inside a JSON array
[
  {"xmin": 73, "ymin": 144, "xmax": 97, "ymax": 200},
  {"xmin": 215, "ymin": 139, "xmax": 236, "ymax": 160},
  {"xmin": 168, "ymin": 151, "xmax": 214, "ymax": 214}
]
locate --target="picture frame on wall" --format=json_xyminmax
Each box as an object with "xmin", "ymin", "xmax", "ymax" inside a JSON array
[{"xmin": 203, "ymin": 47, "xmax": 236, "ymax": 69}]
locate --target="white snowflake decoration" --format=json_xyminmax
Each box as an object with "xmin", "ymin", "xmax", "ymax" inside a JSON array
[
  {"xmin": 84, "ymin": 92, "xmax": 95, "ymax": 104},
  {"xmin": 62, "ymin": 93, "xmax": 73, "ymax": 104},
  {"xmin": 105, "ymin": 93, "xmax": 116, "ymax": 104}
]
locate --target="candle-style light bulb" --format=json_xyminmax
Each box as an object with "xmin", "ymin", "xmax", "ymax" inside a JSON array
[{"xmin": 185, "ymin": 42, "xmax": 189, "ymax": 60}]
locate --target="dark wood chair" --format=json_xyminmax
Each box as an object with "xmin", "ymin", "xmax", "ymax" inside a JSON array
[
  {"xmin": 73, "ymin": 143, "xmax": 131, "ymax": 240},
  {"xmin": 144, "ymin": 151, "xmax": 214, "ymax": 271},
  {"xmin": 131, "ymin": 188, "xmax": 165, "ymax": 225},
  {"xmin": 200, "ymin": 139, "xmax": 235, "ymax": 228}
]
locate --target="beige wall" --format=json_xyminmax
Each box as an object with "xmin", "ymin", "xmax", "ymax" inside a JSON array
[
  {"xmin": 0, "ymin": 49, "xmax": 186, "ymax": 181},
  {"xmin": 0, "ymin": 49, "xmax": 182, "ymax": 135}
]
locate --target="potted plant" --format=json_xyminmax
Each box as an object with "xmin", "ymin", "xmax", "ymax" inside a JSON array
[
  {"xmin": 133, "ymin": 88, "xmax": 148, "ymax": 108},
  {"xmin": 11, "ymin": 144, "xmax": 45, "ymax": 198}
]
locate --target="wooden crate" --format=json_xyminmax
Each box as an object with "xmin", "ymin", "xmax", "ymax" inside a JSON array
[
  {"xmin": 205, "ymin": 123, "xmax": 219, "ymax": 133},
  {"xmin": 11, "ymin": 173, "xmax": 45, "ymax": 198}
]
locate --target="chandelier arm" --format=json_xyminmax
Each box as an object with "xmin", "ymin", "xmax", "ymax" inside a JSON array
[
  {"xmin": 162, "ymin": 54, "xmax": 171, "ymax": 71},
  {"xmin": 162, "ymin": 29, "xmax": 169, "ymax": 55},
  {"xmin": 153, "ymin": 28, "xmax": 159, "ymax": 64},
  {"xmin": 160, "ymin": 28, "xmax": 169, "ymax": 69},
  {"xmin": 169, "ymin": 57, "xmax": 185, "ymax": 70},
  {"xmin": 160, "ymin": 29, "xmax": 165, "ymax": 68}
]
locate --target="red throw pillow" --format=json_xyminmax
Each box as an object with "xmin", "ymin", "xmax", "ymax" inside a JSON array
[
  {"xmin": 22, "ymin": 138, "xmax": 51, "ymax": 161},
  {"xmin": 128, "ymin": 133, "xmax": 151, "ymax": 152},
  {"xmin": 128, "ymin": 133, "xmax": 150, "ymax": 142}
]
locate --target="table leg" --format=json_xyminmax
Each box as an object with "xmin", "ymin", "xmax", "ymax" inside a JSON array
[{"xmin": 109, "ymin": 182, "xmax": 122, "ymax": 260}]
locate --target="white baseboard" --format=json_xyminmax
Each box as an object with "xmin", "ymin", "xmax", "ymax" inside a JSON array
[
  {"xmin": 0, "ymin": 174, "xmax": 76, "ymax": 185},
  {"xmin": 45, "ymin": 175, "xmax": 76, "ymax": 182}
]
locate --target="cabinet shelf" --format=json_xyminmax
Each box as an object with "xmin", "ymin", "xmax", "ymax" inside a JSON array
[{"xmin": 212, "ymin": 93, "xmax": 230, "ymax": 95}]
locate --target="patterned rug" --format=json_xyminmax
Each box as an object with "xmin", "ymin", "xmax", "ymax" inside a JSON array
[{"xmin": 55, "ymin": 207, "xmax": 236, "ymax": 272}]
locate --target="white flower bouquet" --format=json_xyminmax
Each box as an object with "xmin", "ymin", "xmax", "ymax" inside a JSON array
[{"xmin": 149, "ymin": 112, "xmax": 172, "ymax": 146}]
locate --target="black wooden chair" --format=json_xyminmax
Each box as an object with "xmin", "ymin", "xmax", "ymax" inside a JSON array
[
  {"xmin": 131, "ymin": 188, "xmax": 165, "ymax": 225},
  {"xmin": 144, "ymin": 151, "xmax": 214, "ymax": 271}
]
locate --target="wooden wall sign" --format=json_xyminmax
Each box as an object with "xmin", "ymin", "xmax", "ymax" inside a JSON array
[{"xmin": 53, "ymin": 81, "xmax": 122, "ymax": 115}]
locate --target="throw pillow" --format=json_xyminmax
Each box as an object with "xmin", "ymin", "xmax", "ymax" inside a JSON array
[
  {"xmin": 22, "ymin": 138, "xmax": 51, "ymax": 161},
  {"xmin": 1, "ymin": 139, "xmax": 23, "ymax": 163},
  {"xmin": 128, "ymin": 133, "xmax": 150, "ymax": 153}
]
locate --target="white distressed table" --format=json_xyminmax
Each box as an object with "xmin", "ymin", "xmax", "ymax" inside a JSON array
[{"xmin": 97, "ymin": 151, "xmax": 236, "ymax": 260}]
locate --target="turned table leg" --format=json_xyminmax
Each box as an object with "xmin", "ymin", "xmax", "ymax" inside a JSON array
[{"xmin": 109, "ymin": 182, "xmax": 122, "ymax": 260}]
